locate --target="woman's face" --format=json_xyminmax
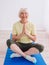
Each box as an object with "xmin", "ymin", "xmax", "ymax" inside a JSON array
[{"xmin": 19, "ymin": 11, "xmax": 28, "ymax": 20}]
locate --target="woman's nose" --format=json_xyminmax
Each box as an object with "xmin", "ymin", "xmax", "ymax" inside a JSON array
[{"xmin": 23, "ymin": 13, "xmax": 26, "ymax": 16}]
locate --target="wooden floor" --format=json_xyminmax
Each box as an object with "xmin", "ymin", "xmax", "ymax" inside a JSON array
[{"xmin": 0, "ymin": 30, "xmax": 49, "ymax": 65}]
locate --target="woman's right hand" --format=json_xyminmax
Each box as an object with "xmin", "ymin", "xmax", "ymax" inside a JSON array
[{"xmin": 22, "ymin": 24, "xmax": 25, "ymax": 35}]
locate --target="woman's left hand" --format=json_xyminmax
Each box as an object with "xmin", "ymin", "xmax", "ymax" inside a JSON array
[{"xmin": 23, "ymin": 24, "xmax": 29, "ymax": 35}]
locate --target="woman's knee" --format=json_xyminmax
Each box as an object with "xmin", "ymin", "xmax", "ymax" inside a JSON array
[
  {"xmin": 37, "ymin": 44, "xmax": 44, "ymax": 53},
  {"xmin": 6, "ymin": 39, "xmax": 11, "ymax": 48},
  {"xmin": 7, "ymin": 39, "xmax": 11, "ymax": 43},
  {"xmin": 6, "ymin": 39, "xmax": 15, "ymax": 48}
]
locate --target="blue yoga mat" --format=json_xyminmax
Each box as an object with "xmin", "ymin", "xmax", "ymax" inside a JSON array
[{"xmin": 4, "ymin": 48, "xmax": 46, "ymax": 65}]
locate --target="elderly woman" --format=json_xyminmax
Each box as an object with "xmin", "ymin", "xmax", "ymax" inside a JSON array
[{"xmin": 7, "ymin": 8, "xmax": 44, "ymax": 63}]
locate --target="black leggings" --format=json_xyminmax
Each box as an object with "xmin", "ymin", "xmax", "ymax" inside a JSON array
[{"xmin": 6, "ymin": 39, "xmax": 44, "ymax": 52}]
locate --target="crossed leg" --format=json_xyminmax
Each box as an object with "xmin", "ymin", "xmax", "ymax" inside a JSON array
[
  {"xmin": 7, "ymin": 39, "xmax": 44, "ymax": 57},
  {"xmin": 7, "ymin": 39, "xmax": 44, "ymax": 63},
  {"xmin": 24, "ymin": 47, "xmax": 39, "ymax": 55},
  {"xmin": 10, "ymin": 43, "xmax": 39, "ymax": 57}
]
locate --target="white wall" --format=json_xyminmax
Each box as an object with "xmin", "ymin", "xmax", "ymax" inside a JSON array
[
  {"xmin": 0, "ymin": 0, "xmax": 44, "ymax": 30},
  {"xmin": 43, "ymin": 0, "xmax": 49, "ymax": 34}
]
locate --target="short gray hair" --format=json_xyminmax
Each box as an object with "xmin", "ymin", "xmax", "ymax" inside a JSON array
[{"xmin": 19, "ymin": 8, "xmax": 28, "ymax": 14}]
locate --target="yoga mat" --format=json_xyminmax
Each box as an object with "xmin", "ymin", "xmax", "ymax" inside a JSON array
[{"xmin": 4, "ymin": 48, "xmax": 46, "ymax": 65}]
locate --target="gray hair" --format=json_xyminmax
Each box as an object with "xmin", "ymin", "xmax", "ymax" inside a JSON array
[{"xmin": 19, "ymin": 8, "xmax": 28, "ymax": 14}]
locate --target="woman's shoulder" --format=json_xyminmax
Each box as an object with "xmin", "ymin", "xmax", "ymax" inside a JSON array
[
  {"xmin": 28, "ymin": 21, "xmax": 35, "ymax": 26},
  {"xmin": 13, "ymin": 21, "xmax": 20, "ymax": 25}
]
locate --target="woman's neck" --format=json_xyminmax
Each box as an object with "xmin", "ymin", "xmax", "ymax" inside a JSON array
[{"xmin": 20, "ymin": 19, "xmax": 28, "ymax": 24}]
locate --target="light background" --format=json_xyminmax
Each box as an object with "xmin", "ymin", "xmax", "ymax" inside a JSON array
[{"xmin": 0, "ymin": 0, "xmax": 49, "ymax": 34}]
